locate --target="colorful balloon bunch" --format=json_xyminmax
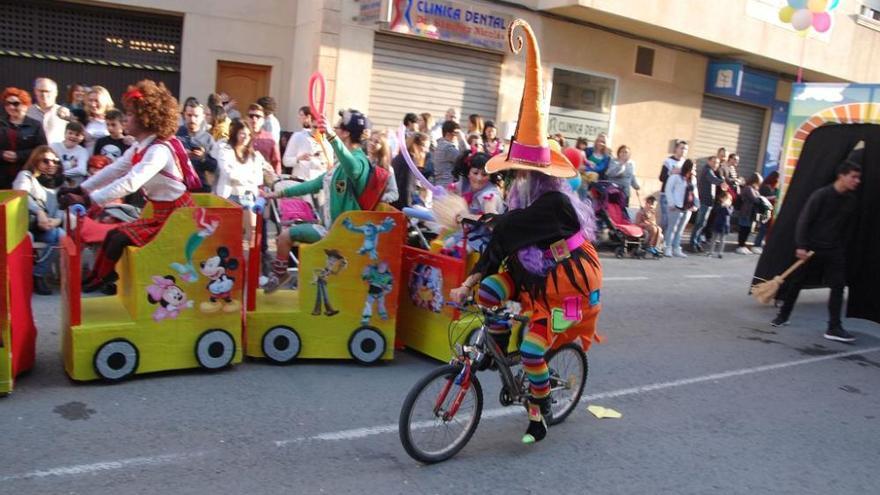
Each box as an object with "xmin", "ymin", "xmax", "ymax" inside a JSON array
[{"xmin": 779, "ymin": 0, "xmax": 839, "ymax": 33}]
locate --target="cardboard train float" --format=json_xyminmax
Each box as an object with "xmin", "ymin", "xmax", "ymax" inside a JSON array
[
  {"xmin": 0, "ymin": 191, "xmax": 38, "ymax": 394},
  {"xmin": 754, "ymin": 83, "xmax": 880, "ymax": 325},
  {"xmin": 30, "ymin": 186, "xmax": 603, "ymax": 385},
  {"xmin": 59, "ymin": 195, "xmax": 409, "ymax": 382}
]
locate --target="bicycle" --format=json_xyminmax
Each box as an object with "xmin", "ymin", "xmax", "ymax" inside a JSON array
[{"xmin": 398, "ymin": 300, "xmax": 589, "ymax": 463}]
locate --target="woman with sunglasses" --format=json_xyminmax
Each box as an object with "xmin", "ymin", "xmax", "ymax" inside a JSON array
[
  {"xmin": 13, "ymin": 145, "xmax": 65, "ymax": 295},
  {"xmin": 0, "ymin": 87, "xmax": 48, "ymax": 189}
]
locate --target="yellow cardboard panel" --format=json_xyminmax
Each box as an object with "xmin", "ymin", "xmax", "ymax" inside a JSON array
[
  {"xmin": 68, "ymin": 196, "xmax": 247, "ymax": 380},
  {"xmin": 246, "ymin": 210, "xmax": 405, "ymax": 361}
]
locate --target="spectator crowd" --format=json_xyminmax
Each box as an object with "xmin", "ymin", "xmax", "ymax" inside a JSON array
[{"xmin": 1, "ymin": 77, "xmax": 778, "ymax": 296}]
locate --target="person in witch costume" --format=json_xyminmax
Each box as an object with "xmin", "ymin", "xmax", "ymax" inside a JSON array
[
  {"xmin": 450, "ymin": 19, "xmax": 603, "ymax": 445},
  {"xmin": 59, "ymin": 80, "xmax": 196, "ymax": 295}
]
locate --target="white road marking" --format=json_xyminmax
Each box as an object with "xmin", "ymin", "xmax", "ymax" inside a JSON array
[
  {"xmin": 276, "ymin": 345, "xmax": 880, "ymax": 445},
  {"xmin": 7, "ymin": 347, "xmax": 879, "ymax": 480},
  {"xmin": 0, "ymin": 451, "xmax": 207, "ymax": 482},
  {"xmin": 603, "ymin": 276, "xmax": 649, "ymax": 281},
  {"xmin": 684, "ymin": 274, "xmax": 723, "ymax": 279}
]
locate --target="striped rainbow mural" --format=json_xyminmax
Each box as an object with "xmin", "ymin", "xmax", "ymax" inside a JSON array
[{"xmin": 779, "ymin": 84, "xmax": 880, "ymax": 203}]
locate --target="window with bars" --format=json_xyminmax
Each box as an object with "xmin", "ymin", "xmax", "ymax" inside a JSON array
[{"xmin": 0, "ymin": 0, "xmax": 182, "ymax": 69}]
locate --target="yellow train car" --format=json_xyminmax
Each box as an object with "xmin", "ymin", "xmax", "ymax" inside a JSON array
[
  {"xmin": 245, "ymin": 210, "xmax": 405, "ymax": 364},
  {"xmin": 0, "ymin": 191, "xmax": 38, "ymax": 394},
  {"xmin": 395, "ymin": 246, "xmax": 481, "ymax": 361},
  {"xmin": 396, "ymin": 237, "xmax": 598, "ymax": 362},
  {"xmin": 61, "ymin": 194, "xmax": 246, "ymax": 382}
]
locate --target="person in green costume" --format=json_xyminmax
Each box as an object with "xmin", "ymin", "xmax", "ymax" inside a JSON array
[{"xmin": 262, "ymin": 109, "xmax": 370, "ymax": 293}]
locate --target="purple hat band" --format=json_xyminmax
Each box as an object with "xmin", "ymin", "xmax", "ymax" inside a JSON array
[{"xmin": 509, "ymin": 141, "xmax": 550, "ymax": 166}]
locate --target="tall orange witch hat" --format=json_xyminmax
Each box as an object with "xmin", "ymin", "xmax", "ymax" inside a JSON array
[{"xmin": 486, "ymin": 18, "xmax": 575, "ymax": 178}]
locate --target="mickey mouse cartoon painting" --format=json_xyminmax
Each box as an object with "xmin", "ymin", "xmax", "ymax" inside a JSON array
[
  {"xmin": 199, "ymin": 247, "xmax": 241, "ymax": 313},
  {"xmin": 146, "ymin": 275, "xmax": 194, "ymax": 322}
]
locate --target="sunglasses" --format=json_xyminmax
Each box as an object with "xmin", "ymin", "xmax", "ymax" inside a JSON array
[
  {"xmin": 4, "ymin": 100, "xmax": 21, "ymax": 107},
  {"xmin": 248, "ymin": 113, "xmax": 264, "ymax": 119},
  {"xmin": 41, "ymin": 158, "xmax": 61, "ymax": 165}
]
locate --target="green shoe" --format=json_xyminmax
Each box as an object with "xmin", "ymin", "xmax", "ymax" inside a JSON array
[{"xmin": 521, "ymin": 403, "xmax": 548, "ymax": 445}]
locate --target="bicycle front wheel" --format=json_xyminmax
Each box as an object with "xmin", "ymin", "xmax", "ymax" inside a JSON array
[
  {"xmin": 546, "ymin": 343, "xmax": 588, "ymax": 426},
  {"xmin": 399, "ymin": 364, "xmax": 483, "ymax": 463}
]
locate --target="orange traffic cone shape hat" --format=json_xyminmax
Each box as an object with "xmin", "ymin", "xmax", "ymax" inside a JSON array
[{"xmin": 486, "ymin": 18, "xmax": 576, "ymax": 178}]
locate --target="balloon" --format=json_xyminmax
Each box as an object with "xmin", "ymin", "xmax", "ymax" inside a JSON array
[
  {"xmin": 813, "ymin": 11, "xmax": 833, "ymax": 32},
  {"xmin": 787, "ymin": 0, "xmax": 807, "ymax": 9},
  {"xmin": 396, "ymin": 125, "xmax": 444, "ymax": 197},
  {"xmin": 807, "ymin": 0, "xmax": 827, "ymax": 13},
  {"xmin": 791, "ymin": 8, "xmax": 813, "ymax": 30},
  {"xmin": 778, "ymin": 6, "xmax": 795, "ymax": 23},
  {"xmin": 829, "ymin": 0, "xmax": 840, "ymax": 10}
]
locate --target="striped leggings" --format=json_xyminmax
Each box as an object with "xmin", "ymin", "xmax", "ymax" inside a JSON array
[{"xmin": 477, "ymin": 273, "xmax": 551, "ymax": 400}]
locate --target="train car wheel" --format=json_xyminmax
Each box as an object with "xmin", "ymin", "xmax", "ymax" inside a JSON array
[
  {"xmin": 93, "ymin": 339, "xmax": 139, "ymax": 382},
  {"xmin": 195, "ymin": 329, "xmax": 236, "ymax": 370},
  {"xmin": 348, "ymin": 327, "xmax": 386, "ymax": 365},
  {"xmin": 261, "ymin": 326, "xmax": 302, "ymax": 364}
]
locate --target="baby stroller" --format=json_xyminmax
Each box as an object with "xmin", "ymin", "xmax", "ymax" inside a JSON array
[
  {"xmin": 264, "ymin": 171, "xmax": 321, "ymax": 284},
  {"xmin": 589, "ymin": 181, "xmax": 649, "ymax": 259}
]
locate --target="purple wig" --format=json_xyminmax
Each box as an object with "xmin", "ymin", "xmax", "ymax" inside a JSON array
[{"xmin": 506, "ymin": 171, "xmax": 596, "ymax": 242}]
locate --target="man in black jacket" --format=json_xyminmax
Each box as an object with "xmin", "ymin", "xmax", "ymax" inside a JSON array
[
  {"xmin": 691, "ymin": 155, "xmax": 724, "ymax": 251},
  {"xmin": 771, "ymin": 161, "xmax": 862, "ymax": 342}
]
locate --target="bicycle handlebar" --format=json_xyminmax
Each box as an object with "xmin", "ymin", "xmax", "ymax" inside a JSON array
[{"xmin": 447, "ymin": 300, "xmax": 529, "ymax": 325}]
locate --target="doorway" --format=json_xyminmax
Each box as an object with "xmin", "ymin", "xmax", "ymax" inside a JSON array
[{"xmin": 216, "ymin": 61, "xmax": 272, "ymax": 114}]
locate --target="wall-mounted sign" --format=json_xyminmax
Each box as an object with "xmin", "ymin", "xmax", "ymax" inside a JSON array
[
  {"xmin": 355, "ymin": 0, "xmax": 383, "ymax": 24},
  {"xmin": 548, "ymin": 68, "xmax": 615, "ymax": 142},
  {"xmin": 388, "ymin": 0, "xmax": 512, "ymax": 51},
  {"xmin": 705, "ymin": 61, "xmax": 778, "ymax": 107}
]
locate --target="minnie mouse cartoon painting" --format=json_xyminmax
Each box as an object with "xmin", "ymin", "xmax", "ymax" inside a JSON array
[
  {"xmin": 146, "ymin": 275, "xmax": 194, "ymax": 322},
  {"xmin": 199, "ymin": 247, "xmax": 241, "ymax": 313}
]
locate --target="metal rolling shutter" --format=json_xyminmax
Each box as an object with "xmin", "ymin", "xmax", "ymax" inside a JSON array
[
  {"xmin": 692, "ymin": 96, "xmax": 767, "ymax": 178},
  {"xmin": 0, "ymin": 0, "xmax": 182, "ymax": 97},
  {"xmin": 369, "ymin": 34, "xmax": 501, "ymax": 132}
]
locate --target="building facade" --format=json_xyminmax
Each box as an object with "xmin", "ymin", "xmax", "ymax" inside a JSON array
[{"xmin": 2, "ymin": 0, "xmax": 879, "ymax": 197}]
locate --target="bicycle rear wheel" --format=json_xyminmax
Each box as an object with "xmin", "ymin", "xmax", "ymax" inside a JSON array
[
  {"xmin": 546, "ymin": 344, "xmax": 588, "ymax": 426},
  {"xmin": 399, "ymin": 364, "xmax": 483, "ymax": 463}
]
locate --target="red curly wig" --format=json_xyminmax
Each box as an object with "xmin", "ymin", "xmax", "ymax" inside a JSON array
[
  {"xmin": 122, "ymin": 80, "xmax": 179, "ymax": 139},
  {"xmin": 1, "ymin": 87, "xmax": 32, "ymax": 107}
]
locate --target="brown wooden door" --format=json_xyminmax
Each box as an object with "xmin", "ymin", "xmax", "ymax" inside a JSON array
[{"xmin": 216, "ymin": 61, "xmax": 272, "ymax": 114}]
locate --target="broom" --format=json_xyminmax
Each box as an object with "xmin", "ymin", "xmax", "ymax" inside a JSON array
[{"xmin": 751, "ymin": 251, "xmax": 814, "ymax": 304}]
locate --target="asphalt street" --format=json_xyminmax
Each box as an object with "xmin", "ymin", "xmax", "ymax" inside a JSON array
[{"xmin": 2, "ymin": 251, "xmax": 879, "ymax": 494}]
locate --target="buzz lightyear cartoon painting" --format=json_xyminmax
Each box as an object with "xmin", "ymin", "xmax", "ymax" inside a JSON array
[
  {"xmin": 361, "ymin": 261, "xmax": 393, "ymax": 325},
  {"xmin": 342, "ymin": 217, "xmax": 396, "ymax": 260}
]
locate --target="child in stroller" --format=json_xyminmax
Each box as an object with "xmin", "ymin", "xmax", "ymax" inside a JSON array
[
  {"xmin": 589, "ymin": 180, "xmax": 655, "ymax": 259},
  {"xmin": 635, "ymin": 195, "xmax": 663, "ymax": 257},
  {"xmin": 262, "ymin": 169, "xmax": 320, "ymax": 285}
]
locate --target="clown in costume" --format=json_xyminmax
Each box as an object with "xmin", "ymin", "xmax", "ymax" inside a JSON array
[
  {"xmin": 263, "ymin": 109, "xmax": 371, "ymax": 293},
  {"xmin": 59, "ymin": 80, "xmax": 196, "ymax": 294},
  {"xmin": 451, "ymin": 19, "xmax": 603, "ymax": 445},
  {"xmin": 449, "ymin": 152, "xmax": 504, "ymax": 217}
]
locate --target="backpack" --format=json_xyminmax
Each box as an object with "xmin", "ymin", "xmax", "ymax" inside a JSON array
[
  {"xmin": 159, "ymin": 137, "xmax": 203, "ymax": 192},
  {"xmin": 353, "ymin": 164, "xmax": 391, "ymax": 210}
]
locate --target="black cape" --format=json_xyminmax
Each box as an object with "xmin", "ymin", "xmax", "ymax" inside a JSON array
[{"xmin": 753, "ymin": 124, "xmax": 880, "ymax": 324}]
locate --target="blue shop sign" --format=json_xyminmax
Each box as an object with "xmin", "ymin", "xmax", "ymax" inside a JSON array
[{"xmin": 706, "ymin": 61, "xmax": 778, "ymax": 107}]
